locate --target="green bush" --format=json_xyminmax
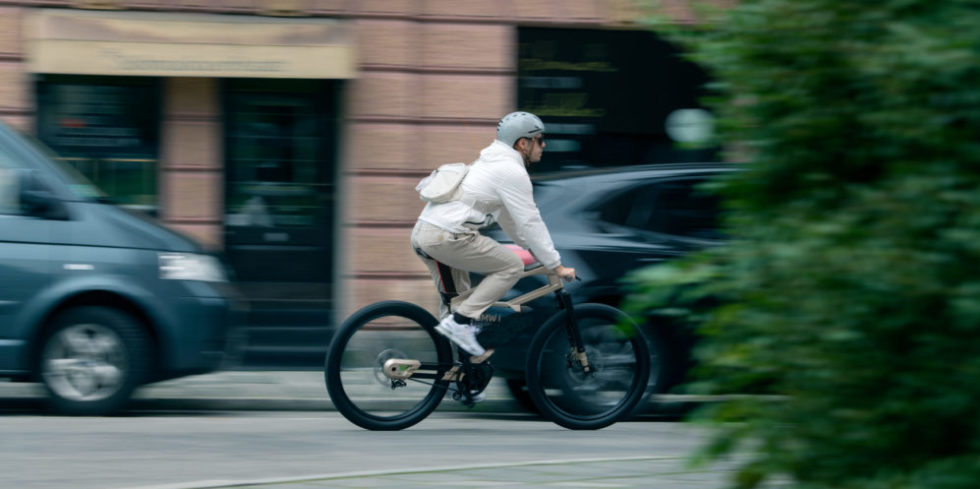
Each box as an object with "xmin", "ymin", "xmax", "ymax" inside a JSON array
[{"xmin": 627, "ymin": 1, "xmax": 980, "ymax": 488}]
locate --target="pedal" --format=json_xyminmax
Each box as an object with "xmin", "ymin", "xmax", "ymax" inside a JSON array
[
  {"xmin": 470, "ymin": 349, "xmax": 494, "ymax": 364},
  {"xmin": 449, "ymin": 383, "xmax": 485, "ymax": 408}
]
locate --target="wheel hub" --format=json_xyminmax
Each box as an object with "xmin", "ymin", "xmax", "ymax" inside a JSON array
[
  {"xmin": 42, "ymin": 323, "xmax": 126, "ymax": 401},
  {"xmin": 372, "ymin": 348, "xmax": 409, "ymax": 387},
  {"xmin": 568, "ymin": 345, "xmax": 603, "ymax": 382}
]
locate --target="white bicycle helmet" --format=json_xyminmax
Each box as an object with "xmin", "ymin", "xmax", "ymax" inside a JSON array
[{"xmin": 496, "ymin": 111, "xmax": 545, "ymax": 146}]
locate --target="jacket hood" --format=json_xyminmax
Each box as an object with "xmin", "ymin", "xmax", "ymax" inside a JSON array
[{"xmin": 484, "ymin": 139, "xmax": 523, "ymax": 164}]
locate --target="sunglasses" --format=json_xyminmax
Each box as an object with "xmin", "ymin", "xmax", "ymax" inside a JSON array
[{"xmin": 531, "ymin": 136, "xmax": 545, "ymax": 146}]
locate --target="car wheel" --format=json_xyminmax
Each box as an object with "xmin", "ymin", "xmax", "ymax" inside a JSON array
[
  {"xmin": 505, "ymin": 378, "xmax": 539, "ymax": 413},
  {"xmin": 38, "ymin": 306, "xmax": 150, "ymax": 416}
]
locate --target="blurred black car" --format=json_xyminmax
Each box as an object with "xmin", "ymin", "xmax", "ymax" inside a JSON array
[{"xmin": 478, "ymin": 162, "xmax": 736, "ymax": 409}]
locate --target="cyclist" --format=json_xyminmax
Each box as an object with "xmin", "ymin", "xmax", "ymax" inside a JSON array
[{"xmin": 411, "ymin": 111, "xmax": 576, "ymax": 356}]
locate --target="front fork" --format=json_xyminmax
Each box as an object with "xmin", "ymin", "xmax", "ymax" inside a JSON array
[{"xmin": 556, "ymin": 290, "xmax": 593, "ymax": 374}]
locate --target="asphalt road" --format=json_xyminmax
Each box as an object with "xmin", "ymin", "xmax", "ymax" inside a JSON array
[{"xmin": 0, "ymin": 410, "xmax": 719, "ymax": 489}]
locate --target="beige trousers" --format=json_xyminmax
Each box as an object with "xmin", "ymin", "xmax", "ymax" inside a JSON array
[{"xmin": 411, "ymin": 221, "xmax": 524, "ymax": 320}]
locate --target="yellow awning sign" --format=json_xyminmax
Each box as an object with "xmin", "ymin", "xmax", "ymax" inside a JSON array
[{"xmin": 25, "ymin": 9, "xmax": 356, "ymax": 79}]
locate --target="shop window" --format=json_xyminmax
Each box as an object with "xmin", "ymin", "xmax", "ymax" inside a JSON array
[
  {"xmin": 36, "ymin": 76, "xmax": 161, "ymax": 214},
  {"xmin": 518, "ymin": 28, "xmax": 719, "ymax": 172}
]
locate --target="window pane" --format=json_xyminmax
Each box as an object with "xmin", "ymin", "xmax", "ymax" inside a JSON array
[
  {"xmin": 648, "ymin": 180, "xmax": 720, "ymax": 239},
  {"xmin": 0, "ymin": 168, "xmax": 20, "ymax": 216},
  {"xmin": 0, "ymin": 141, "xmax": 28, "ymax": 215},
  {"xmin": 225, "ymin": 83, "xmax": 326, "ymax": 230},
  {"xmin": 598, "ymin": 188, "xmax": 640, "ymax": 226},
  {"xmin": 36, "ymin": 76, "xmax": 160, "ymax": 213}
]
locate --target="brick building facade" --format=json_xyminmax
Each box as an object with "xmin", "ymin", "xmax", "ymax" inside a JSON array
[{"xmin": 0, "ymin": 1, "xmax": 704, "ymax": 346}]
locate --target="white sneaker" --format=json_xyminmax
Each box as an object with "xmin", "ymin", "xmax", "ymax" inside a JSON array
[
  {"xmin": 435, "ymin": 316, "xmax": 486, "ymax": 356},
  {"xmin": 462, "ymin": 390, "xmax": 486, "ymax": 404}
]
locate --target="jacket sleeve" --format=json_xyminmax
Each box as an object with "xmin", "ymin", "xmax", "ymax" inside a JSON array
[
  {"xmin": 496, "ymin": 207, "xmax": 529, "ymax": 250},
  {"xmin": 495, "ymin": 167, "xmax": 562, "ymax": 270}
]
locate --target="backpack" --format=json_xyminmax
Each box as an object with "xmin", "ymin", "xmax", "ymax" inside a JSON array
[{"xmin": 415, "ymin": 162, "xmax": 469, "ymax": 204}]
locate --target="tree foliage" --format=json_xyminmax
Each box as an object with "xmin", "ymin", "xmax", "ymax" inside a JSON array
[{"xmin": 627, "ymin": 1, "xmax": 980, "ymax": 488}]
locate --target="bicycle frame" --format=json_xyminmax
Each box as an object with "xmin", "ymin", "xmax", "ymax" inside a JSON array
[
  {"xmin": 328, "ymin": 253, "xmax": 649, "ymax": 429},
  {"xmin": 458, "ymin": 264, "xmax": 591, "ymax": 372},
  {"xmin": 382, "ymin": 264, "xmax": 593, "ymax": 386},
  {"xmin": 450, "ymin": 264, "xmax": 564, "ymax": 312}
]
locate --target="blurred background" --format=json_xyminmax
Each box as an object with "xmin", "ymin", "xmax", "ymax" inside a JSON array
[
  {"xmin": 4, "ymin": 1, "xmax": 975, "ymax": 487},
  {"xmin": 0, "ymin": 0, "xmax": 716, "ymax": 370}
]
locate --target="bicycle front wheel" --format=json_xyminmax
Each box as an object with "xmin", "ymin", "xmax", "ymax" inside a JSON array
[
  {"xmin": 525, "ymin": 303, "xmax": 651, "ymax": 430},
  {"xmin": 325, "ymin": 301, "xmax": 453, "ymax": 430}
]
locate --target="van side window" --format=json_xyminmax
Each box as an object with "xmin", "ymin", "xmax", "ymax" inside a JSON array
[
  {"xmin": 0, "ymin": 159, "xmax": 23, "ymax": 216},
  {"xmin": 597, "ymin": 188, "xmax": 641, "ymax": 227},
  {"xmin": 646, "ymin": 179, "xmax": 721, "ymax": 240},
  {"xmin": 597, "ymin": 178, "xmax": 721, "ymax": 240}
]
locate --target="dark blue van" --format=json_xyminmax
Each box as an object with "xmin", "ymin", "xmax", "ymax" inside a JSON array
[{"xmin": 0, "ymin": 120, "xmax": 240, "ymax": 415}]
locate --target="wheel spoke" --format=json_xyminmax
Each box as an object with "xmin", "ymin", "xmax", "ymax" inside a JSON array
[
  {"xmin": 67, "ymin": 370, "xmax": 98, "ymax": 397},
  {"xmin": 62, "ymin": 329, "xmax": 94, "ymax": 354},
  {"xmin": 46, "ymin": 358, "xmax": 83, "ymax": 374},
  {"xmin": 91, "ymin": 336, "xmax": 120, "ymax": 358},
  {"xmin": 92, "ymin": 365, "xmax": 123, "ymax": 387}
]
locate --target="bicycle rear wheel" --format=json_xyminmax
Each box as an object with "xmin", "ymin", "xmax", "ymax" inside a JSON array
[
  {"xmin": 525, "ymin": 303, "xmax": 650, "ymax": 430},
  {"xmin": 325, "ymin": 301, "xmax": 453, "ymax": 430}
]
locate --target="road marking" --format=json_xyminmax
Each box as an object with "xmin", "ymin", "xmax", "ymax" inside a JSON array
[{"xmin": 121, "ymin": 455, "xmax": 683, "ymax": 489}]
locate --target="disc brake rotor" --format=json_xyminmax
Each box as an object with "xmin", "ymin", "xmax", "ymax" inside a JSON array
[{"xmin": 372, "ymin": 348, "xmax": 408, "ymax": 387}]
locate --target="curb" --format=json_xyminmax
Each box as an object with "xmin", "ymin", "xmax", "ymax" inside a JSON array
[{"xmin": 125, "ymin": 397, "xmax": 524, "ymax": 413}]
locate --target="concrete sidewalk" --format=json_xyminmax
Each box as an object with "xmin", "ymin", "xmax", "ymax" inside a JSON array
[
  {"xmin": 137, "ymin": 369, "xmax": 523, "ymax": 412},
  {"xmin": 0, "ymin": 369, "xmax": 524, "ymax": 413},
  {"xmin": 0, "ymin": 368, "xmax": 698, "ymax": 415}
]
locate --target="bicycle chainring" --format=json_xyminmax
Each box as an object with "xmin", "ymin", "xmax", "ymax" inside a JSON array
[{"xmin": 463, "ymin": 361, "xmax": 494, "ymax": 395}]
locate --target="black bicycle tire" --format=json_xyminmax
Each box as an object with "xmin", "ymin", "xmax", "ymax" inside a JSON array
[
  {"xmin": 525, "ymin": 303, "xmax": 651, "ymax": 430},
  {"xmin": 324, "ymin": 300, "xmax": 453, "ymax": 430}
]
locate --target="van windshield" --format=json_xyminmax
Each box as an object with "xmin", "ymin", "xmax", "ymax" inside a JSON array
[{"xmin": 20, "ymin": 133, "xmax": 105, "ymax": 200}]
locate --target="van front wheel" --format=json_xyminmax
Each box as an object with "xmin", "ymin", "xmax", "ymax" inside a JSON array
[{"xmin": 38, "ymin": 306, "xmax": 150, "ymax": 415}]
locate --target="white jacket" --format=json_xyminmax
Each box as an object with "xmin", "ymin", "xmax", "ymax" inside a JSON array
[{"xmin": 417, "ymin": 140, "xmax": 562, "ymax": 270}]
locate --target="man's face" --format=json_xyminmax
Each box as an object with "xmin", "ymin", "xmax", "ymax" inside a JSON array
[{"xmin": 521, "ymin": 135, "xmax": 546, "ymax": 165}]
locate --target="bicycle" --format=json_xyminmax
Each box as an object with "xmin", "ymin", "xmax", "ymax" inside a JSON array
[{"xmin": 324, "ymin": 245, "xmax": 651, "ymax": 430}]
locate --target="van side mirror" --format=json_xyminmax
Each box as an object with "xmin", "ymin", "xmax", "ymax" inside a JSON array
[{"xmin": 17, "ymin": 170, "xmax": 69, "ymax": 220}]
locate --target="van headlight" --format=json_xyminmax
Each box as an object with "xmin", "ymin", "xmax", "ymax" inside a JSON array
[{"xmin": 158, "ymin": 253, "xmax": 228, "ymax": 282}]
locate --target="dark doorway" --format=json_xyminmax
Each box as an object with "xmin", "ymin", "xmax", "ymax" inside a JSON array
[{"xmin": 223, "ymin": 79, "xmax": 339, "ymax": 367}]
